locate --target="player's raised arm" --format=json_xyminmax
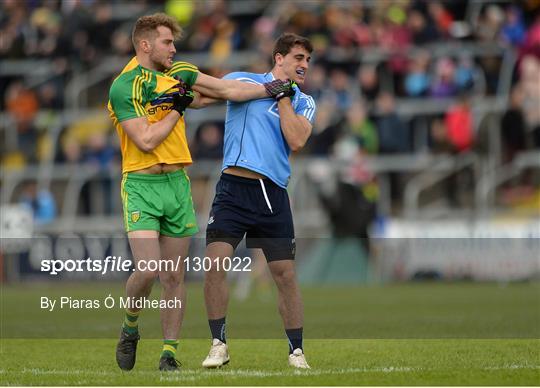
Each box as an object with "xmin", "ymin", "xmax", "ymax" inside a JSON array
[
  {"xmin": 112, "ymin": 81, "xmax": 194, "ymax": 152},
  {"xmin": 191, "ymin": 72, "xmax": 294, "ymax": 103},
  {"xmin": 191, "ymin": 72, "xmax": 267, "ymax": 101},
  {"xmin": 119, "ymin": 114, "xmax": 178, "ymax": 153},
  {"xmin": 265, "ymin": 80, "xmax": 314, "ymax": 152},
  {"xmin": 277, "ymin": 96, "xmax": 313, "ymax": 152}
]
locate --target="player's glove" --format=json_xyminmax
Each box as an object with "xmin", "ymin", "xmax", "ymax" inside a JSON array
[
  {"xmin": 172, "ymin": 79, "xmax": 194, "ymax": 116},
  {"xmin": 264, "ymin": 79, "xmax": 296, "ymax": 101}
]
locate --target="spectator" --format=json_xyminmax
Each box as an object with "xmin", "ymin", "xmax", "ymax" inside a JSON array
[
  {"xmin": 476, "ymin": 4, "xmax": 504, "ymax": 42},
  {"xmin": 5, "ymin": 80, "xmax": 39, "ymax": 123},
  {"xmin": 427, "ymin": 1, "xmax": 454, "ymax": 37},
  {"xmin": 19, "ymin": 181, "xmax": 57, "ymax": 225},
  {"xmin": 305, "ymin": 101, "xmax": 343, "ymax": 156},
  {"xmin": 346, "ymin": 100, "xmax": 378, "ymax": 154},
  {"xmin": 430, "ymin": 57, "xmax": 457, "ymax": 98},
  {"xmin": 58, "ymin": 113, "xmax": 112, "ymax": 164},
  {"xmin": 357, "ymin": 64, "xmax": 380, "ymax": 102},
  {"xmin": 501, "ymin": 86, "xmax": 527, "ymax": 162},
  {"xmin": 87, "ymin": 2, "xmax": 115, "ymax": 56},
  {"xmin": 454, "ymin": 54, "xmax": 475, "ymax": 92},
  {"xmin": 0, "ymin": 0, "xmax": 28, "ymax": 58},
  {"xmin": 6, "ymin": 81, "xmax": 40, "ymax": 163},
  {"xmin": 82, "ymin": 132, "xmax": 117, "ymax": 168},
  {"xmin": 408, "ymin": 8, "xmax": 439, "ymax": 44},
  {"xmin": 303, "ymin": 63, "xmax": 326, "ymax": 101},
  {"xmin": 15, "ymin": 118, "xmax": 39, "ymax": 164},
  {"xmin": 444, "ymin": 94, "xmax": 474, "ymax": 152},
  {"xmin": 520, "ymin": 14, "xmax": 540, "ymax": 59},
  {"xmin": 111, "ymin": 27, "xmax": 134, "ymax": 57},
  {"xmin": 28, "ymin": 1, "xmax": 64, "ymax": 58},
  {"xmin": 38, "ymin": 81, "xmax": 63, "ymax": 110},
  {"xmin": 376, "ymin": 91, "xmax": 410, "ymax": 153},
  {"xmin": 192, "ymin": 122, "xmax": 224, "ymax": 160},
  {"xmin": 209, "ymin": 16, "xmax": 241, "ymax": 62},
  {"xmin": 519, "ymin": 55, "xmax": 540, "ymax": 147},
  {"xmin": 404, "ymin": 51, "xmax": 431, "ymax": 97},
  {"xmin": 430, "ymin": 117, "xmax": 453, "ymax": 154},
  {"xmin": 325, "ymin": 68, "xmax": 355, "ymax": 112},
  {"xmin": 500, "ymin": 6, "xmax": 527, "ymax": 46}
]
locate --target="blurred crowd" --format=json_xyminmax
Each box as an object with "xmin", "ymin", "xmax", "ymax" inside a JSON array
[{"xmin": 2, "ymin": 0, "xmax": 540, "ymax": 221}]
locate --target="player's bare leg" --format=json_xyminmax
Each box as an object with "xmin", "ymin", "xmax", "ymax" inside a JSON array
[
  {"xmin": 204, "ymin": 242, "xmax": 234, "ymax": 319},
  {"xmin": 202, "ymin": 242, "xmax": 234, "ymax": 368},
  {"xmin": 268, "ymin": 260, "xmax": 303, "ymax": 329},
  {"xmin": 126, "ymin": 230, "xmax": 160, "ymax": 306},
  {"xmin": 157, "ymin": 235, "xmax": 190, "ymax": 371},
  {"xmin": 158, "ymin": 235, "xmax": 189, "ymax": 339},
  {"xmin": 116, "ymin": 230, "xmax": 160, "ymax": 371},
  {"xmin": 268, "ymin": 259, "xmax": 310, "ymax": 368}
]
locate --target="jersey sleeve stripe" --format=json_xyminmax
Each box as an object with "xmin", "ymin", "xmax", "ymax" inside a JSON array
[
  {"xmin": 299, "ymin": 95, "xmax": 315, "ymax": 121},
  {"xmin": 235, "ymin": 77, "xmax": 262, "ymax": 85},
  {"xmin": 135, "ymin": 76, "xmax": 144, "ymax": 116},
  {"xmin": 171, "ymin": 66, "xmax": 198, "ymax": 74},
  {"xmin": 131, "ymin": 76, "xmax": 139, "ymax": 116},
  {"xmin": 167, "ymin": 63, "xmax": 198, "ymax": 74},
  {"xmin": 303, "ymin": 107, "xmax": 313, "ymax": 120},
  {"xmin": 137, "ymin": 76, "xmax": 146, "ymax": 115},
  {"xmin": 132, "ymin": 76, "xmax": 145, "ymax": 116},
  {"xmin": 307, "ymin": 96, "xmax": 316, "ymax": 120},
  {"xmin": 173, "ymin": 62, "xmax": 197, "ymax": 70},
  {"xmin": 302, "ymin": 95, "xmax": 315, "ymax": 121},
  {"xmin": 307, "ymin": 108, "xmax": 314, "ymax": 121}
]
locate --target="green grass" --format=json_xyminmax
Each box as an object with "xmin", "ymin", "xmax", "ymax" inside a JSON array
[
  {"xmin": 1, "ymin": 339, "xmax": 539, "ymax": 385},
  {"xmin": 1, "ymin": 282, "xmax": 539, "ymax": 385}
]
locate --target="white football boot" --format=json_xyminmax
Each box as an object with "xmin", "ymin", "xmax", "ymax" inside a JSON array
[
  {"xmin": 288, "ymin": 348, "xmax": 310, "ymax": 369},
  {"xmin": 202, "ymin": 338, "xmax": 230, "ymax": 368}
]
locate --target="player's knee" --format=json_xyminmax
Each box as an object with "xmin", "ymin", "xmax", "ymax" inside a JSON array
[
  {"xmin": 159, "ymin": 271, "xmax": 184, "ymax": 289},
  {"xmin": 136, "ymin": 269, "xmax": 158, "ymax": 285},
  {"xmin": 272, "ymin": 267, "xmax": 296, "ymax": 286}
]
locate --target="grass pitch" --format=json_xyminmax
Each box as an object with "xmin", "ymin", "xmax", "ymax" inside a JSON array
[
  {"xmin": 1, "ymin": 281, "xmax": 539, "ymax": 385},
  {"xmin": 1, "ymin": 339, "xmax": 539, "ymax": 385}
]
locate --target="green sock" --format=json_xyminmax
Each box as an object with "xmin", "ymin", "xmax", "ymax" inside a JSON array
[
  {"xmin": 161, "ymin": 339, "xmax": 179, "ymax": 358},
  {"xmin": 122, "ymin": 310, "xmax": 140, "ymax": 334}
]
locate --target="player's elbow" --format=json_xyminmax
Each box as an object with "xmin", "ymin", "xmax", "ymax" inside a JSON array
[
  {"xmin": 138, "ymin": 137, "xmax": 156, "ymax": 153},
  {"xmin": 221, "ymin": 88, "xmax": 238, "ymax": 101},
  {"xmin": 138, "ymin": 144, "xmax": 154, "ymax": 153},
  {"xmin": 289, "ymin": 138, "xmax": 306, "ymax": 152}
]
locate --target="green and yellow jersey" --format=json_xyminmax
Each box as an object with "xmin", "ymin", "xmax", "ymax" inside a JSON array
[{"xmin": 107, "ymin": 57, "xmax": 198, "ymax": 173}]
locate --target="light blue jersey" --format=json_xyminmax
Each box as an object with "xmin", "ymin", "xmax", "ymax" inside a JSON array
[{"xmin": 221, "ymin": 72, "xmax": 316, "ymax": 188}]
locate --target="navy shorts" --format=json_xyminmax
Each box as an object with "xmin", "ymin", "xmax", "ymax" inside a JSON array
[{"xmin": 206, "ymin": 173, "xmax": 296, "ymax": 261}]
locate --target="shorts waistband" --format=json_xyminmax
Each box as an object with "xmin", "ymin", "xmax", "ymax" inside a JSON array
[
  {"xmin": 221, "ymin": 172, "xmax": 278, "ymax": 187},
  {"xmin": 125, "ymin": 169, "xmax": 185, "ymax": 182}
]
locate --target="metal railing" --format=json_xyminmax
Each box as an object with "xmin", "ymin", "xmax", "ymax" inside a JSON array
[
  {"xmin": 475, "ymin": 151, "xmax": 540, "ymax": 216},
  {"xmin": 2, "ymin": 151, "xmax": 538, "ymax": 238},
  {"xmin": 403, "ymin": 152, "xmax": 480, "ymax": 219}
]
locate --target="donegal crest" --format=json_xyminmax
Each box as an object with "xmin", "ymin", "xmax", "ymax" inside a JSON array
[{"xmin": 131, "ymin": 211, "xmax": 140, "ymax": 223}]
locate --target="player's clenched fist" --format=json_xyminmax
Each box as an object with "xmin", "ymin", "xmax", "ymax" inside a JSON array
[
  {"xmin": 264, "ymin": 79, "xmax": 296, "ymax": 101},
  {"xmin": 172, "ymin": 78, "xmax": 194, "ymax": 116}
]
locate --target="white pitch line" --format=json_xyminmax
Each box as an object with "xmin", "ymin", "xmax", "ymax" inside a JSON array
[
  {"xmin": 18, "ymin": 364, "xmax": 540, "ymax": 382},
  {"xmin": 483, "ymin": 365, "xmax": 540, "ymax": 370},
  {"xmin": 159, "ymin": 366, "xmax": 419, "ymax": 381}
]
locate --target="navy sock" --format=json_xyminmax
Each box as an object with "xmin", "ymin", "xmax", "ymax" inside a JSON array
[
  {"xmin": 209, "ymin": 317, "xmax": 226, "ymax": 343},
  {"xmin": 285, "ymin": 327, "xmax": 303, "ymax": 354}
]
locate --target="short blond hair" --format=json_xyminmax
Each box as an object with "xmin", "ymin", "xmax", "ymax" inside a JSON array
[{"xmin": 132, "ymin": 13, "xmax": 182, "ymax": 48}]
